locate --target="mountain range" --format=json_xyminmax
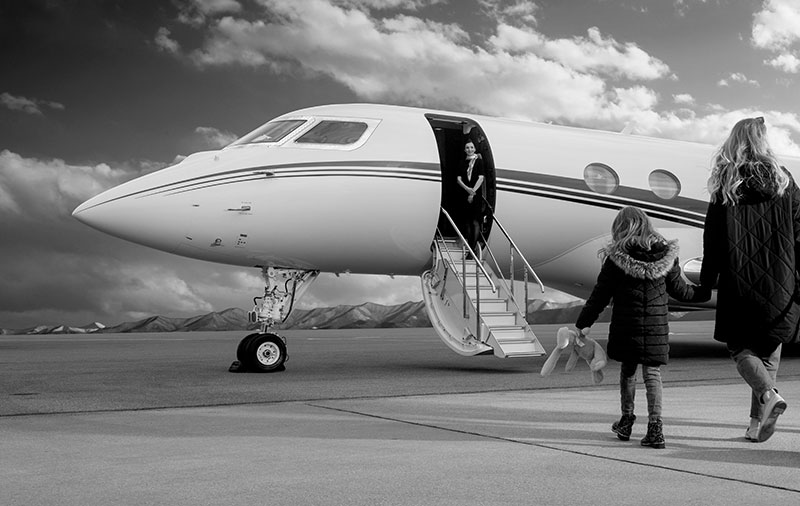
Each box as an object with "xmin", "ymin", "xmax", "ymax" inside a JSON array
[
  {"xmin": 0, "ymin": 299, "xmax": 596, "ymax": 335},
  {"xmin": 1, "ymin": 298, "xmax": 711, "ymax": 335}
]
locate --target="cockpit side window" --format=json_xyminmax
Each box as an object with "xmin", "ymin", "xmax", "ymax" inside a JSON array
[
  {"xmin": 294, "ymin": 121, "xmax": 368, "ymax": 145},
  {"xmin": 229, "ymin": 119, "xmax": 307, "ymax": 146}
]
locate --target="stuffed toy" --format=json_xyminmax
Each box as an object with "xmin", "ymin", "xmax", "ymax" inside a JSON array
[{"xmin": 540, "ymin": 326, "xmax": 608, "ymax": 384}]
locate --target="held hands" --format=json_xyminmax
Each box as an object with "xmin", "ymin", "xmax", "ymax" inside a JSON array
[{"xmin": 692, "ymin": 285, "xmax": 712, "ymax": 303}]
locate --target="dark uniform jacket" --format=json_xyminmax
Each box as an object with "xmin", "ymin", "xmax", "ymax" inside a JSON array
[
  {"xmin": 700, "ymin": 170, "xmax": 800, "ymax": 353},
  {"xmin": 576, "ymin": 240, "xmax": 700, "ymax": 366}
]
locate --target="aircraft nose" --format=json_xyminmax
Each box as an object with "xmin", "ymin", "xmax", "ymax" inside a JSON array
[
  {"xmin": 72, "ymin": 197, "xmax": 101, "ymax": 227},
  {"xmin": 72, "ymin": 193, "xmax": 124, "ymax": 235},
  {"xmin": 72, "ymin": 185, "xmax": 175, "ymax": 252}
]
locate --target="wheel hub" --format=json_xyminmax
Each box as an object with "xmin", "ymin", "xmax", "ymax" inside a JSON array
[{"xmin": 255, "ymin": 341, "xmax": 281, "ymax": 366}]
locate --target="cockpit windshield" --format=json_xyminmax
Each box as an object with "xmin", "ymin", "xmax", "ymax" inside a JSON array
[
  {"xmin": 294, "ymin": 121, "xmax": 368, "ymax": 145},
  {"xmin": 227, "ymin": 119, "xmax": 307, "ymax": 147}
]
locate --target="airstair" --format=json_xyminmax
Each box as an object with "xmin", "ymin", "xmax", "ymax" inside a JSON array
[{"xmin": 421, "ymin": 208, "xmax": 546, "ymax": 358}]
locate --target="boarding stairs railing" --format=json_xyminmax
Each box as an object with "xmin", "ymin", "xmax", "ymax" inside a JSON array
[{"xmin": 420, "ymin": 207, "xmax": 545, "ymax": 358}]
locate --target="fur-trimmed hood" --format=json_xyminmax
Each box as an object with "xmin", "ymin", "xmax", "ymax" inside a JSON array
[{"xmin": 604, "ymin": 239, "xmax": 679, "ymax": 280}]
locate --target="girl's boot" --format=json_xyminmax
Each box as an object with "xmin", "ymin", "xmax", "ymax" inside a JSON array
[
  {"xmin": 640, "ymin": 418, "xmax": 666, "ymax": 449},
  {"xmin": 611, "ymin": 414, "xmax": 635, "ymax": 441}
]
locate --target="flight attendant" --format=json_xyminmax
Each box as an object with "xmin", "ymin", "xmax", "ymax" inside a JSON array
[{"xmin": 456, "ymin": 140, "xmax": 485, "ymax": 251}]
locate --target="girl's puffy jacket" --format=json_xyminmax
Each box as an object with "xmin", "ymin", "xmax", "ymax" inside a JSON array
[{"xmin": 576, "ymin": 240, "xmax": 701, "ymax": 366}]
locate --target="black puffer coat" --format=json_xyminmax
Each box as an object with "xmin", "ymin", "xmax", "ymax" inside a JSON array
[
  {"xmin": 700, "ymin": 173, "xmax": 800, "ymax": 353},
  {"xmin": 576, "ymin": 240, "xmax": 700, "ymax": 366}
]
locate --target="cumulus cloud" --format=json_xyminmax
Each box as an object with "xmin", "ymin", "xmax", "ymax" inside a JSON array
[
  {"xmin": 479, "ymin": 0, "xmax": 540, "ymax": 26},
  {"xmin": 0, "ymin": 151, "xmax": 235, "ymax": 328},
  {"xmin": 752, "ymin": 0, "xmax": 800, "ymax": 51},
  {"xmin": 155, "ymin": 27, "xmax": 181, "ymax": 54},
  {"xmin": 752, "ymin": 0, "xmax": 800, "ymax": 74},
  {"xmin": 297, "ymin": 273, "xmax": 422, "ymax": 309},
  {"xmin": 489, "ymin": 25, "xmax": 671, "ymax": 80},
  {"xmin": 717, "ymin": 72, "xmax": 760, "ymax": 87},
  {"xmin": 195, "ymin": 126, "xmax": 239, "ymax": 148},
  {"xmin": 150, "ymin": 0, "xmax": 800, "ymax": 155},
  {"xmin": 673, "ymin": 0, "xmax": 711, "ymax": 17},
  {"xmin": 103, "ymin": 264, "xmax": 215, "ymax": 319},
  {"xmin": 177, "ymin": 0, "xmax": 243, "ymax": 27},
  {"xmin": 162, "ymin": 0, "xmax": 678, "ymax": 132},
  {"xmin": 1, "ymin": 92, "xmax": 64, "ymax": 116},
  {"xmin": 766, "ymin": 52, "xmax": 800, "ymax": 73},
  {"xmin": 340, "ymin": 0, "xmax": 443, "ymax": 9},
  {"xmin": 625, "ymin": 110, "xmax": 800, "ymax": 157},
  {"xmin": 0, "ymin": 150, "xmax": 139, "ymax": 220},
  {"xmin": 673, "ymin": 93, "xmax": 695, "ymax": 105}
]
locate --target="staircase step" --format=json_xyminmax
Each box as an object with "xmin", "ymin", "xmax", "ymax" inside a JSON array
[
  {"xmin": 447, "ymin": 263, "xmax": 484, "ymax": 277},
  {"xmin": 462, "ymin": 275, "xmax": 495, "ymax": 288},
  {"xmin": 498, "ymin": 342, "xmax": 546, "ymax": 357},
  {"xmin": 467, "ymin": 287, "xmax": 497, "ymax": 299},
  {"xmin": 478, "ymin": 299, "xmax": 509, "ymax": 312},
  {"xmin": 441, "ymin": 249, "xmax": 480, "ymax": 262},
  {"xmin": 430, "ymin": 235, "xmax": 545, "ymax": 359},
  {"xmin": 481, "ymin": 312, "xmax": 517, "ymax": 326},
  {"xmin": 489, "ymin": 326, "xmax": 530, "ymax": 341}
]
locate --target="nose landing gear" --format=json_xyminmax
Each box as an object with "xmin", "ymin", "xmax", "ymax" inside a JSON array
[
  {"xmin": 233, "ymin": 332, "xmax": 288, "ymax": 372},
  {"xmin": 229, "ymin": 267, "xmax": 319, "ymax": 373}
]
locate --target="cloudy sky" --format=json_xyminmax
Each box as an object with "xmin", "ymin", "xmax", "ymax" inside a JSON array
[{"xmin": 2, "ymin": 0, "xmax": 800, "ymax": 329}]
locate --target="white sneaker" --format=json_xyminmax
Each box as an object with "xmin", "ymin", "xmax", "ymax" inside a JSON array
[
  {"xmin": 745, "ymin": 425, "xmax": 759, "ymax": 441},
  {"xmin": 757, "ymin": 389, "xmax": 787, "ymax": 442}
]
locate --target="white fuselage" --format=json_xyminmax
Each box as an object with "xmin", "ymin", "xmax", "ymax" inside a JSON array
[{"xmin": 72, "ymin": 103, "xmax": 800, "ymax": 300}]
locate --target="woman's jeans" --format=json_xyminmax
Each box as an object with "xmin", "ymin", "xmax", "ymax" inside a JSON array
[
  {"xmin": 620, "ymin": 362, "xmax": 662, "ymax": 423},
  {"xmin": 728, "ymin": 344, "xmax": 782, "ymax": 419}
]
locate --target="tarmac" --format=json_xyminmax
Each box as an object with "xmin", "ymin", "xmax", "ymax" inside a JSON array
[{"xmin": 2, "ymin": 377, "xmax": 799, "ymax": 505}]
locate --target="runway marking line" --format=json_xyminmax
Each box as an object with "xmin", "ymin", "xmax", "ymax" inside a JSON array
[{"xmin": 307, "ymin": 402, "xmax": 800, "ymax": 495}]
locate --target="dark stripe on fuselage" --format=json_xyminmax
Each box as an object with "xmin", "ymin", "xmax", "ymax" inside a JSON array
[
  {"xmin": 495, "ymin": 168, "xmax": 706, "ymax": 227},
  {"xmin": 85, "ymin": 160, "xmax": 707, "ymax": 228}
]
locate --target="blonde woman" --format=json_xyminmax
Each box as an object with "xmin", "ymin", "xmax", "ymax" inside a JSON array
[{"xmin": 700, "ymin": 117, "xmax": 800, "ymax": 442}]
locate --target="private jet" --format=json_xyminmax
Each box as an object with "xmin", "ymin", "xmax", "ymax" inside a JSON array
[{"xmin": 72, "ymin": 103, "xmax": 800, "ymax": 372}]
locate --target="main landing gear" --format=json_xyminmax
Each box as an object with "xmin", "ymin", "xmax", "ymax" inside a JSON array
[{"xmin": 229, "ymin": 267, "xmax": 319, "ymax": 373}]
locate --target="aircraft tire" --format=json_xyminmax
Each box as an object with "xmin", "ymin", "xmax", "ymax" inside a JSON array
[
  {"xmin": 236, "ymin": 333, "xmax": 262, "ymax": 364},
  {"xmin": 243, "ymin": 333, "xmax": 287, "ymax": 372}
]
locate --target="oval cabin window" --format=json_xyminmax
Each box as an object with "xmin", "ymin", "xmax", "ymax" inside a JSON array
[
  {"xmin": 583, "ymin": 163, "xmax": 619, "ymax": 194},
  {"xmin": 649, "ymin": 169, "xmax": 681, "ymax": 200}
]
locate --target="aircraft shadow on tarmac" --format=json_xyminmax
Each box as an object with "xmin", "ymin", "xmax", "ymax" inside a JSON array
[{"xmin": 662, "ymin": 444, "xmax": 800, "ymax": 468}]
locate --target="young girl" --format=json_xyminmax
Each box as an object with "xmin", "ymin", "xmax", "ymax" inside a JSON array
[{"xmin": 575, "ymin": 206, "xmax": 706, "ymax": 449}]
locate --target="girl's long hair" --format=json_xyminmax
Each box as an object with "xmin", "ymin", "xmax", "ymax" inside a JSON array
[
  {"xmin": 603, "ymin": 206, "xmax": 665, "ymax": 257},
  {"xmin": 708, "ymin": 117, "xmax": 787, "ymax": 205}
]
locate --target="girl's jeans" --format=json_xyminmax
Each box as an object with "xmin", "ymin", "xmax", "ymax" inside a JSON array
[
  {"xmin": 728, "ymin": 344, "xmax": 781, "ymax": 419},
  {"xmin": 620, "ymin": 362, "xmax": 662, "ymax": 423}
]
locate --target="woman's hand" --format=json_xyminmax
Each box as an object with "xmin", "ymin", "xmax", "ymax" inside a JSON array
[{"xmin": 467, "ymin": 195, "xmax": 474, "ymax": 204}]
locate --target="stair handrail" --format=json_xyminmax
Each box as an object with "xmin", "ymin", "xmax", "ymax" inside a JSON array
[
  {"xmin": 438, "ymin": 208, "xmax": 496, "ymax": 293},
  {"xmin": 483, "ymin": 200, "xmax": 545, "ymax": 294},
  {"xmin": 478, "ymin": 240, "xmax": 528, "ymax": 318}
]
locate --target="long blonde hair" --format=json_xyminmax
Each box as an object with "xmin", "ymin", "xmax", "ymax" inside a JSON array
[
  {"xmin": 708, "ymin": 117, "xmax": 787, "ymax": 205},
  {"xmin": 603, "ymin": 206, "xmax": 665, "ymax": 257}
]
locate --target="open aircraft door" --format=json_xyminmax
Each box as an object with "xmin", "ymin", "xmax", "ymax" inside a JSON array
[
  {"xmin": 425, "ymin": 114, "xmax": 496, "ymax": 241},
  {"xmin": 421, "ymin": 114, "xmax": 545, "ymax": 359}
]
